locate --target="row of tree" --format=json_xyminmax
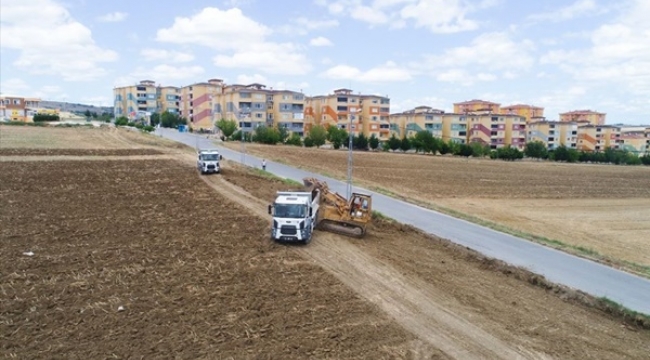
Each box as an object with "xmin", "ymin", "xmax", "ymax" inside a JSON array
[
  {"xmin": 214, "ymin": 120, "xmax": 650, "ymax": 166},
  {"xmin": 33, "ymin": 113, "xmax": 60, "ymax": 122}
]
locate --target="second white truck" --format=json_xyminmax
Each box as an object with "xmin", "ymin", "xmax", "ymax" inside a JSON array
[{"xmin": 268, "ymin": 187, "xmax": 321, "ymax": 244}]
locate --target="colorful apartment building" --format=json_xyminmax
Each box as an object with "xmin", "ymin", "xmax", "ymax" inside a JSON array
[
  {"xmin": 468, "ymin": 114, "xmax": 527, "ymax": 150},
  {"xmin": 0, "ymin": 96, "xmax": 42, "ymax": 122},
  {"xmin": 453, "ymin": 99, "xmax": 500, "ymax": 114},
  {"xmin": 577, "ymin": 124, "xmax": 620, "ymax": 151},
  {"xmin": 617, "ymin": 129, "xmax": 649, "ymax": 155},
  {"xmin": 527, "ymin": 121, "xmax": 578, "ymax": 150},
  {"xmin": 113, "ymin": 80, "xmax": 158, "ymax": 119},
  {"xmin": 560, "ymin": 110, "xmax": 606, "ymax": 126},
  {"xmin": 269, "ymin": 89, "xmax": 306, "ymax": 136},
  {"xmin": 500, "ymin": 104, "xmax": 545, "ymax": 124},
  {"xmin": 158, "ymin": 86, "xmax": 181, "ymax": 115},
  {"xmin": 304, "ymin": 89, "xmax": 390, "ymax": 140},
  {"xmin": 389, "ymin": 106, "xmax": 444, "ymax": 139},
  {"xmin": 179, "ymin": 79, "xmax": 224, "ymax": 130}
]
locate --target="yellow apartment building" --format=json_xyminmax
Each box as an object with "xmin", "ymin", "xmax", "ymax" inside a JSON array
[
  {"xmin": 158, "ymin": 86, "xmax": 181, "ymax": 115},
  {"xmin": 389, "ymin": 106, "xmax": 445, "ymax": 139},
  {"xmin": 577, "ymin": 124, "xmax": 620, "ymax": 151},
  {"xmin": 560, "ymin": 110, "xmax": 606, "ymax": 126},
  {"xmin": 527, "ymin": 121, "xmax": 578, "ymax": 150},
  {"xmin": 468, "ymin": 114, "xmax": 526, "ymax": 150},
  {"xmin": 500, "ymin": 104, "xmax": 545, "ymax": 124},
  {"xmin": 453, "ymin": 99, "xmax": 500, "ymax": 114},
  {"xmin": 180, "ymin": 79, "xmax": 224, "ymax": 130},
  {"xmin": 304, "ymin": 88, "xmax": 390, "ymax": 140},
  {"xmin": 617, "ymin": 129, "xmax": 648, "ymax": 155},
  {"xmin": 0, "ymin": 96, "xmax": 42, "ymax": 122},
  {"xmin": 113, "ymin": 80, "xmax": 158, "ymax": 119},
  {"xmin": 269, "ymin": 89, "xmax": 306, "ymax": 136}
]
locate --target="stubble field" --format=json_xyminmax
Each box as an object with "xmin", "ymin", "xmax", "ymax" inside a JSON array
[
  {"xmin": 222, "ymin": 143, "xmax": 650, "ymax": 270},
  {"xmin": 1, "ymin": 126, "xmax": 649, "ymax": 359}
]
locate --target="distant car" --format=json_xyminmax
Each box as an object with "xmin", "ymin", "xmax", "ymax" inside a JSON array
[{"xmin": 197, "ymin": 149, "xmax": 222, "ymax": 174}]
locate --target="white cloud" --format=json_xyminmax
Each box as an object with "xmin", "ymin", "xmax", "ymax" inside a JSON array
[
  {"xmin": 0, "ymin": 78, "xmax": 30, "ymax": 96},
  {"xmin": 114, "ymin": 64, "xmax": 205, "ymax": 87},
  {"xmin": 140, "ymin": 48, "xmax": 195, "ymax": 63},
  {"xmin": 236, "ymin": 74, "xmax": 268, "ymax": 84},
  {"xmin": 97, "ymin": 11, "xmax": 128, "ymax": 23},
  {"xmin": 322, "ymin": 61, "xmax": 412, "ymax": 82},
  {"xmin": 412, "ymin": 31, "xmax": 535, "ymax": 83},
  {"xmin": 0, "ymin": 0, "xmax": 118, "ymax": 81},
  {"xmin": 156, "ymin": 7, "xmax": 311, "ymax": 75},
  {"xmin": 40, "ymin": 85, "xmax": 62, "ymax": 93},
  {"xmin": 310, "ymin": 36, "xmax": 333, "ymax": 46},
  {"xmin": 316, "ymin": 0, "xmax": 496, "ymax": 33},
  {"xmin": 528, "ymin": 0, "xmax": 603, "ymax": 23},
  {"xmin": 213, "ymin": 42, "xmax": 311, "ymax": 75},
  {"xmin": 279, "ymin": 17, "xmax": 340, "ymax": 35},
  {"xmin": 540, "ymin": 0, "xmax": 650, "ymax": 96}
]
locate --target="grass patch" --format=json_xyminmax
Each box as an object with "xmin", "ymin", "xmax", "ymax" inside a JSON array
[
  {"xmin": 251, "ymin": 168, "xmax": 303, "ymax": 187},
  {"xmin": 1, "ymin": 121, "xmax": 49, "ymax": 127},
  {"xmin": 370, "ymin": 186, "xmax": 650, "ymax": 279},
  {"xmin": 371, "ymin": 210, "xmax": 393, "ymax": 221},
  {"xmin": 598, "ymin": 297, "xmax": 650, "ymax": 329}
]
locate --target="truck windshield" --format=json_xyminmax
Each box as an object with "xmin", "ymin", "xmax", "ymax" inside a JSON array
[
  {"xmin": 274, "ymin": 204, "xmax": 306, "ymax": 218},
  {"xmin": 200, "ymin": 154, "xmax": 219, "ymax": 161}
]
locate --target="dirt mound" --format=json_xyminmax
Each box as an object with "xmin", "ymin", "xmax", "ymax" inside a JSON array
[
  {"xmin": 0, "ymin": 148, "xmax": 163, "ymax": 156},
  {"xmin": 0, "ymin": 160, "xmax": 424, "ymax": 359}
]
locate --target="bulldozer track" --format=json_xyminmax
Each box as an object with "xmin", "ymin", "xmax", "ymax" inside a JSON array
[{"xmin": 317, "ymin": 219, "xmax": 365, "ymax": 238}]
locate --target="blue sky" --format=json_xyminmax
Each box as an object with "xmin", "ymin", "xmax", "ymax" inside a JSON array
[{"xmin": 1, "ymin": 0, "xmax": 648, "ymax": 125}]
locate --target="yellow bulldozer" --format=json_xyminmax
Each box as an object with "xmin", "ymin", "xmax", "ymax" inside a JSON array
[{"xmin": 303, "ymin": 177, "xmax": 372, "ymax": 238}]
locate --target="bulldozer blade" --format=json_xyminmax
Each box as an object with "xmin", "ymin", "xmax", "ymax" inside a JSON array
[{"xmin": 317, "ymin": 220, "xmax": 366, "ymax": 238}]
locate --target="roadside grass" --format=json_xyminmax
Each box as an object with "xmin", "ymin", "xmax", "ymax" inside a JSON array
[
  {"xmin": 370, "ymin": 185, "xmax": 650, "ymax": 280},
  {"xmin": 598, "ymin": 297, "xmax": 650, "ymax": 329},
  {"xmin": 251, "ymin": 168, "xmax": 303, "ymax": 187}
]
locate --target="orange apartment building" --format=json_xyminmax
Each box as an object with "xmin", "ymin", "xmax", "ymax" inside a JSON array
[
  {"xmin": 527, "ymin": 121, "xmax": 578, "ymax": 150},
  {"xmin": 0, "ymin": 96, "xmax": 42, "ymax": 122},
  {"xmin": 468, "ymin": 113, "xmax": 527, "ymax": 150},
  {"xmin": 218, "ymin": 83, "xmax": 305, "ymax": 135},
  {"xmin": 179, "ymin": 79, "xmax": 224, "ymax": 130},
  {"xmin": 577, "ymin": 124, "xmax": 620, "ymax": 151},
  {"xmin": 453, "ymin": 99, "xmax": 500, "ymax": 114},
  {"xmin": 113, "ymin": 80, "xmax": 158, "ymax": 119},
  {"xmin": 560, "ymin": 110, "xmax": 606, "ymax": 126},
  {"xmin": 500, "ymin": 104, "xmax": 545, "ymax": 124},
  {"xmin": 616, "ymin": 126, "xmax": 649, "ymax": 155},
  {"xmin": 389, "ymin": 106, "xmax": 468, "ymax": 144},
  {"xmin": 304, "ymin": 88, "xmax": 390, "ymax": 141}
]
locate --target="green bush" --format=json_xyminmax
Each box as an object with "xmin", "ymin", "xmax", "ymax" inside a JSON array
[
  {"xmin": 33, "ymin": 113, "xmax": 60, "ymax": 122},
  {"xmin": 303, "ymin": 136, "xmax": 315, "ymax": 147},
  {"xmin": 285, "ymin": 132, "xmax": 302, "ymax": 146},
  {"xmin": 142, "ymin": 125, "xmax": 155, "ymax": 132}
]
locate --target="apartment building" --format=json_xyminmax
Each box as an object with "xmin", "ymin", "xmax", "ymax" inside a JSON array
[
  {"xmin": 270, "ymin": 89, "xmax": 305, "ymax": 136},
  {"xmin": 158, "ymin": 86, "xmax": 181, "ymax": 115},
  {"xmin": 560, "ymin": 110, "xmax": 606, "ymax": 126},
  {"xmin": 527, "ymin": 121, "xmax": 578, "ymax": 150},
  {"xmin": 304, "ymin": 88, "xmax": 390, "ymax": 140},
  {"xmin": 577, "ymin": 124, "xmax": 620, "ymax": 151},
  {"xmin": 617, "ymin": 128, "xmax": 649, "ymax": 155},
  {"xmin": 468, "ymin": 114, "xmax": 527, "ymax": 150},
  {"xmin": 113, "ymin": 80, "xmax": 158, "ymax": 119},
  {"xmin": 453, "ymin": 99, "xmax": 500, "ymax": 114},
  {"xmin": 179, "ymin": 79, "xmax": 223, "ymax": 130},
  {"xmin": 500, "ymin": 104, "xmax": 545, "ymax": 124},
  {"xmin": 0, "ymin": 96, "xmax": 42, "ymax": 121},
  {"xmin": 390, "ymin": 106, "xmax": 444, "ymax": 139}
]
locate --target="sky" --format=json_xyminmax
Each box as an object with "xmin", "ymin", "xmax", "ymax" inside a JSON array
[{"xmin": 0, "ymin": 0, "xmax": 648, "ymax": 125}]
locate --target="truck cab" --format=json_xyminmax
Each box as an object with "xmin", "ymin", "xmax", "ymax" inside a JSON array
[
  {"xmin": 197, "ymin": 149, "xmax": 222, "ymax": 174},
  {"xmin": 268, "ymin": 189, "xmax": 320, "ymax": 244}
]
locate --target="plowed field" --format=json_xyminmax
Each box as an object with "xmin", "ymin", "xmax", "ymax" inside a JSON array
[
  {"xmin": 221, "ymin": 143, "xmax": 650, "ymax": 269},
  {"xmin": 1, "ymin": 126, "xmax": 649, "ymax": 360}
]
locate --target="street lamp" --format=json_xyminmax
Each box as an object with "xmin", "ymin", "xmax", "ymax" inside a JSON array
[{"xmin": 346, "ymin": 107, "xmax": 358, "ymax": 200}]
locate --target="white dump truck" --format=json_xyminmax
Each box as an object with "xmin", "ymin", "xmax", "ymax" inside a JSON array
[
  {"xmin": 197, "ymin": 149, "xmax": 222, "ymax": 174},
  {"xmin": 268, "ymin": 187, "xmax": 321, "ymax": 244}
]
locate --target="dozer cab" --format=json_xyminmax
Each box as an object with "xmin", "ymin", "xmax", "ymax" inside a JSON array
[{"xmin": 303, "ymin": 177, "xmax": 372, "ymax": 238}]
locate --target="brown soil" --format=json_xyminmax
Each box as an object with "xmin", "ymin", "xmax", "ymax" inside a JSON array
[
  {"xmin": 2, "ymin": 127, "xmax": 649, "ymax": 359},
  {"xmin": 0, "ymin": 148, "xmax": 163, "ymax": 156},
  {"xmin": 221, "ymin": 143, "xmax": 650, "ymax": 268},
  {"xmin": 0, "ymin": 160, "xmax": 428, "ymax": 359}
]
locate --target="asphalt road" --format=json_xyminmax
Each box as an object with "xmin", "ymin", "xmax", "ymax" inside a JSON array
[{"xmin": 159, "ymin": 128, "xmax": 650, "ymax": 315}]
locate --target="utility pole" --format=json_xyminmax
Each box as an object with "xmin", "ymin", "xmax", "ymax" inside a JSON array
[{"xmin": 347, "ymin": 108, "xmax": 357, "ymax": 200}]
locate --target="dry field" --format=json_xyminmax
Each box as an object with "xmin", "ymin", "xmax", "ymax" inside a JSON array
[
  {"xmin": 223, "ymin": 143, "xmax": 650, "ymax": 269},
  {"xmin": 1, "ymin": 126, "xmax": 649, "ymax": 359}
]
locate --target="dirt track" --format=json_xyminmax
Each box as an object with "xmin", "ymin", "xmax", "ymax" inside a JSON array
[{"xmin": 2, "ymin": 126, "xmax": 649, "ymax": 359}]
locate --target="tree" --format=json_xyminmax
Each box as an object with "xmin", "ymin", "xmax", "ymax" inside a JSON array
[
  {"xmin": 253, "ymin": 125, "xmax": 281, "ymax": 144},
  {"xmin": 387, "ymin": 134, "xmax": 401, "ymax": 151},
  {"xmin": 470, "ymin": 142, "xmax": 488, "ymax": 157},
  {"xmin": 439, "ymin": 141, "xmax": 451, "ymax": 155},
  {"xmin": 114, "ymin": 116, "xmax": 129, "ymax": 126},
  {"xmin": 327, "ymin": 126, "xmax": 348, "ymax": 149},
  {"xmin": 285, "ymin": 132, "xmax": 302, "ymax": 146},
  {"xmin": 458, "ymin": 143, "xmax": 474, "ymax": 157},
  {"xmin": 308, "ymin": 125, "xmax": 327, "ymax": 148},
  {"xmin": 278, "ymin": 126, "xmax": 290, "ymax": 144},
  {"xmin": 354, "ymin": 133, "xmax": 369, "ymax": 150},
  {"xmin": 412, "ymin": 131, "xmax": 438, "ymax": 154},
  {"xmin": 641, "ymin": 153, "xmax": 650, "ymax": 166},
  {"xmin": 525, "ymin": 141, "xmax": 549, "ymax": 160},
  {"xmin": 495, "ymin": 145, "xmax": 523, "ymax": 161},
  {"xmin": 400, "ymin": 137, "xmax": 411, "ymax": 152},
  {"xmin": 369, "ymin": 134, "xmax": 379, "ymax": 150},
  {"xmin": 84, "ymin": 109, "xmax": 92, "ymax": 118},
  {"xmin": 552, "ymin": 145, "xmax": 569, "ymax": 162},
  {"xmin": 160, "ymin": 110, "xmax": 186, "ymax": 128},
  {"xmin": 33, "ymin": 113, "xmax": 60, "ymax": 122},
  {"xmin": 150, "ymin": 112, "xmax": 160, "ymax": 126},
  {"xmin": 303, "ymin": 136, "xmax": 315, "ymax": 147},
  {"xmin": 216, "ymin": 118, "xmax": 237, "ymax": 139}
]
